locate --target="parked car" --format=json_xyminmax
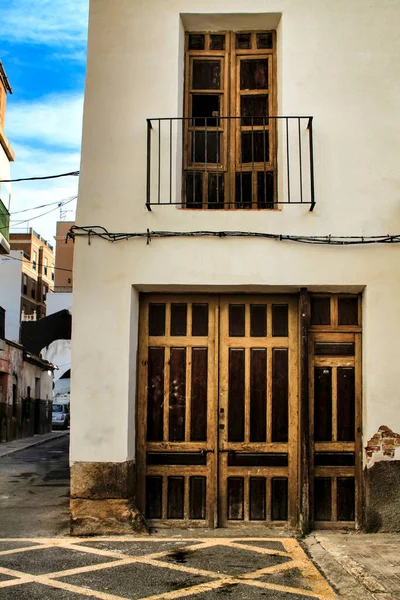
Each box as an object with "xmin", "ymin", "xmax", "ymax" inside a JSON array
[{"xmin": 52, "ymin": 402, "xmax": 70, "ymax": 430}]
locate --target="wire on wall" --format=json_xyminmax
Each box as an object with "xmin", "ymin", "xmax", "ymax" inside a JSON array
[{"xmin": 67, "ymin": 225, "xmax": 400, "ymax": 247}]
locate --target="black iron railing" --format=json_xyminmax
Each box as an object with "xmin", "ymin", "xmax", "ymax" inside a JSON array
[{"xmin": 146, "ymin": 116, "xmax": 315, "ymax": 211}]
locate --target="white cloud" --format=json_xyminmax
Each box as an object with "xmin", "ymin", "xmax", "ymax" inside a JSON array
[
  {"xmin": 7, "ymin": 93, "xmax": 84, "ymax": 150},
  {"xmin": 8, "ymin": 144, "xmax": 79, "ymax": 242},
  {"xmin": 4, "ymin": 92, "xmax": 83, "ymax": 241},
  {"xmin": 0, "ymin": 0, "xmax": 88, "ymax": 48}
]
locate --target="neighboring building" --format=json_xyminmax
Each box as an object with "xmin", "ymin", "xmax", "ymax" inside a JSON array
[
  {"xmin": 10, "ymin": 228, "xmax": 55, "ymax": 320},
  {"xmin": 54, "ymin": 221, "xmax": 74, "ymax": 291},
  {"xmin": 43, "ymin": 292, "xmax": 73, "ymax": 399},
  {"xmin": 71, "ymin": 2, "xmax": 400, "ymax": 535},
  {"xmin": 0, "ymin": 60, "xmax": 14, "ymax": 255},
  {"xmin": 0, "ymin": 306, "xmax": 54, "ymax": 442},
  {"xmin": 0, "ymin": 250, "xmax": 23, "ymax": 341}
]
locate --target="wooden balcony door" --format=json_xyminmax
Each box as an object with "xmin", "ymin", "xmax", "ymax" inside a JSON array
[{"xmin": 137, "ymin": 294, "xmax": 299, "ymax": 528}]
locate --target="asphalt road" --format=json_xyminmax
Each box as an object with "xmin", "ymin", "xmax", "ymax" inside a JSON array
[{"xmin": 0, "ymin": 435, "xmax": 70, "ymax": 537}]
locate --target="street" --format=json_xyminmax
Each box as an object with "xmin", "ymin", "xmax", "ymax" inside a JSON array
[{"xmin": 0, "ymin": 435, "xmax": 70, "ymax": 538}]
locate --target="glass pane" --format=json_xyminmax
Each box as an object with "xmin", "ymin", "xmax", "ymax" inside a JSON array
[
  {"xmin": 235, "ymin": 172, "xmax": 252, "ymax": 208},
  {"xmin": 149, "ymin": 304, "xmax": 166, "ymax": 336},
  {"xmin": 236, "ymin": 33, "xmax": 251, "ymax": 49},
  {"xmin": 337, "ymin": 478, "xmax": 355, "ymax": 521},
  {"xmin": 147, "ymin": 348, "xmax": 165, "ymax": 441},
  {"xmin": 192, "ymin": 131, "xmax": 221, "ymax": 164},
  {"xmin": 210, "ymin": 34, "xmax": 225, "ymax": 50},
  {"xmin": 227, "ymin": 477, "xmax": 244, "ymax": 519},
  {"xmin": 250, "ymin": 304, "xmax": 267, "ymax": 337},
  {"xmin": 192, "ymin": 94, "xmax": 220, "ymax": 127},
  {"xmin": 192, "ymin": 60, "xmax": 221, "ymax": 90},
  {"xmin": 229, "ymin": 304, "xmax": 245, "ymax": 336},
  {"xmin": 257, "ymin": 172, "xmax": 274, "ymax": 208},
  {"xmin": 314, "ymin": 478, "xmax": 332, "ymax": 521},
  {"xmin": 272, "ymin": 349, "xmax": 289, "ymax": 442},
  {"xmin": 208, "ymin": 174, "xmax": 224, "ymax": 209},
  {"xmin": 241, "ymin": 131, "xmax": 269, "ymax": 163},
  {"xmin": 189, "ymin": 34, "xmax": 205, "ymax": 50},
  {"xmin": 257, "ymin": 32, "xmax": 273, "ymax": 49},
  {"xmin": 146, "ymin": 477, "xmax": 162, "ymax": 519},
  {"xmin": 190, "ymin": 477, "xmax": 207, "ymax": 519},
  {"xmin": 314, "ymin": 367, "xmax": 332, "ymax": 442},
  {"xmin": 190, "ymin": 348, "xmax": 208, "ymax": 441},
  {"xmin": 169, "ymin": 348, "xmax": 186, "ymax": 441},
  {"xmin": 170, "ymin": 303, "xmax": 187, "ymax": 336},
  {"xmin": 186, "ymin": 172, "xmax": 203, "ymax": 208},
  {"xmin": 250, "ymin": 478, "xmax": 266, "ymax": 520},
  {"xmin": 250, "ymin": 349, "xmax": 267, "ymax": 442},
  {"xmin": 338, "ymin": 297, "xmax": 358, "ymax": 326},
  {"xmin": 311, "ymin": 297, "xmax": 331, "ymax": 325},
  {"xmin": 192, "ymin": 304, "xmax": 209, "ymax": 336},
  {"xmin": 241, "ymin": 95, "xmax": 268, "ymax": 126},
  {"xmin": 272, "ymin": 305, "xmax": 289, "ymax": 337},
  {"xmin": 228, "ymin": 349, "xmax": 245, "ymax": 442},
  {"xmin": 337, "ymin": 367, "xmax": 355, "ymax": 442},
  {"xmin": 271, "ymin": 478, "xmax": 288, "ymax": 520},
  {"xmin": 167, "ymin": 477, "xmax": 184, "ymax": 519},
  {"xmin": 240, "ymin": 59, "xmax": 268, "ymax": 90}
]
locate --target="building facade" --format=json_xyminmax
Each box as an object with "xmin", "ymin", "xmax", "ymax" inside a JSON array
[
  {"xmin": 0, "ymin": 60, "xmax": 14, "ymax": 255},
  {"xmin": 71, "ymin": 1, "xmax": 400, "ymax": 534},
  {"xmin": 10, "ymin": 229, "xmax": 55, "ymax": 320},
  {"xmin": 0, "ymin": 308, "xmax": 54, "ymax": 442},
  {"xmin": 54, "ymin": 221, "xmax": 74, "ymax": 291}
]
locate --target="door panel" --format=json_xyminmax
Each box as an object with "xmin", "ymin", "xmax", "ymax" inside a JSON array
[
  {"xmin": 309, "ymin": 294, "xmax": 362, "ymax": 529},
  {"xmin": 218, "ymin": 296, "xmax": 298, "ymax": 527},
  {"xmin": 137, "ymin": 296, "xmax": 218, "ymax": 527}
]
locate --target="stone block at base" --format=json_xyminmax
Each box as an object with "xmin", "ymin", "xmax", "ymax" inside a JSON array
[{"xmin": 70, "ymin": 498, "xmax": 148, "ymax": 536}]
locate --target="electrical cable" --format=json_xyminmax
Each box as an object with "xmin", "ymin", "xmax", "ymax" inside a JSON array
[
  {"xmin": 10, "ymin": 195, "xmax": 77, "ymax": 215},
  {"xmin": 67, "ymin": 225, "xmax": 400, "ymax": 246},
  {"xmin": 0, "ymin": 170, "xmax": 79, "ymax": 183},
  {"xmin": 0, "ymin": 197, "xmax": 76, "ymax": 233},
  {"xmin": 0, "ymin": 253, "xmax": 73, "ymax": 273}
]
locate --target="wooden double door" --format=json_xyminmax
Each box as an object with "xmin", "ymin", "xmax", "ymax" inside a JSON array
[{"xmin": 137, "ymin": 294, "xmax": 299, "ymax": 528}]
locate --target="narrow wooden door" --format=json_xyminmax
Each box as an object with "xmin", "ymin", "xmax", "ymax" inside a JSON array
[
  {"xmin": 309, "ymin": 294, "xmax": 362, "ymax": 528},
  {"xmin": 218, "ymin": 296, "xmax": 299, "ymax": 527},
  {"xmin": 137, "ymin": 296, "xmax": 218, "ymax": 527}
]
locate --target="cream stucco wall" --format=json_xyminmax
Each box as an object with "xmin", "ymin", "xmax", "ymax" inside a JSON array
[{"xmin": 71, "ymin": 0, "xmax": 400, "ymax": 464}]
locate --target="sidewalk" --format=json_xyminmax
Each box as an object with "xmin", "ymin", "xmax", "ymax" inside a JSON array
[
  {"xmin": 305, "ymin": 531, "xmax": 400, "ymax": 599},
  {"xmin": 0, "ymin": 430, "xmax": 69, "ymax": 459}
]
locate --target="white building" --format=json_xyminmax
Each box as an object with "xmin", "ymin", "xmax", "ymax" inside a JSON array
[
  {"xmin": 0, "ymin": 60, "xmax": 13, "ymax": 255},
  {"xmin": 71, "ymin": 1, "xmax": 400, "ymax": 534}
]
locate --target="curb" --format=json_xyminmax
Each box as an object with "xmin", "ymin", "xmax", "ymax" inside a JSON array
[{"xmin": 0, "ymin": 431, "xmax": 69, "ymax": 459}]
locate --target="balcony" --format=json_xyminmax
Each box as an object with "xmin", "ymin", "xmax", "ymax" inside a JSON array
[
  {"xmin": 0, "ymin": 199, "xmax": 10, "ymax": 254},
  {"xmin": 146, "ymin": 116, "xmax": 315, "ymax": 211}
]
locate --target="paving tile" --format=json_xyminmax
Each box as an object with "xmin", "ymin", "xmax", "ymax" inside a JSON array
[
  {"xmin": 258, "ymin": 566, "xmax": 313, "ymax": 591},
  {"xmin": 57, "ymin": 561, "xmax": 215, "ymax": 599},
  {"xmin": 79, "ymin": 539, "xmax": 202, "ymax": 556},
  {"xmin": 0, "ymin": 546, "xmax": 117, "ymax": 575},
  {"xmin": 235, "ymin": 540, "xmax": 287, "ymax": 552},
  {"xmin": 190, "ymin": 582, "xmax": 317, "ymax": 599},
  {"xmin": 0, "ymin": 582, "xmax": 85, "ymax": 599},
  {"xmin": 0, "ymin": 541, "xmax": 41, "ymax": 551},
  {"xmin": 154, "ymin": 543, "xmax": 292, "ymax": 576}
]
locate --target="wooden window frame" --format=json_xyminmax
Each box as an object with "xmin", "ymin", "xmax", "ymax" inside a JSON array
[{"xmin": 183, "ymin": 30, "xmax": 277, "ymax": 209}]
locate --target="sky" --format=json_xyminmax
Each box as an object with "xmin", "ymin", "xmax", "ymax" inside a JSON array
[{"xmin": 0, "ymin": 0, "xmax": 89, "ymax": 242}]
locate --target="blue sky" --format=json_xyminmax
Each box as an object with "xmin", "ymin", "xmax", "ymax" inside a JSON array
[{"xmin": 0, "ymin": 0, "xmax": 89, "ymax": 241}]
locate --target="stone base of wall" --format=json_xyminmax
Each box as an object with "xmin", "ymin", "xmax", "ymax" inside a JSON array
[
  {"xmin": 70, "ymin": 461, "xmax": 148, "ymax": 536},
  {"xmin": 364, "ymin": 461, "xmax": 400, "ymax": 532}
]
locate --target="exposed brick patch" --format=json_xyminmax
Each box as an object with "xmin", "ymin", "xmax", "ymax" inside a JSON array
[{"xmin": 366, "ymin": 425, "xmax": 400, "ymax": 461}]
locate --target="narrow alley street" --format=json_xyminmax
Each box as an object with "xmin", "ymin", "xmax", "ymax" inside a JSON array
[{"xmin": 0, "ymin": 435, "xmax": 70, "ymax": 538}]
